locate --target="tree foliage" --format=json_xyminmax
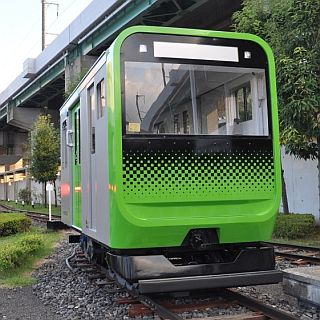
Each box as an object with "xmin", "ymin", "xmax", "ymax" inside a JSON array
[
  {"xmin": 18, "ymin": 188, "xmax": 31, "ymax": 205},
  {"xmin": 233, "ymin": 0, "xmax": 320, "ymax": 160},
  {"xmin": 28, "ymin": 114, "xmax": 60, "ymax": 188}
]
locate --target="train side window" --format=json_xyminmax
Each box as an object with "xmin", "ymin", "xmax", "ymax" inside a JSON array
[
  {"xmin": 78, "ymin": 109, "xmax": 81, "ymax": 163},
  {"xmin": 62, "ymin": 120, "xmax": 67, "ymax": 168},
  {"xmin": 74, "ymin": 111, "xmax": 78, "ymax": 164},
  {"xmin": 97, "ymin": 79, "xmax": 106, "ymax": 118},
  {"xmin": 88, "ymin": 85, "xmax": 96, "ymax": 154},
  {"xmin": 75, "ymin": 109, "xmax": 81, "ymax": 164}
]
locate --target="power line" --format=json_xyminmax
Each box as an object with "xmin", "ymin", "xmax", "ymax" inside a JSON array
[{"xmin": 46, "ymin": 0, "xmax": 87, "ymax": 33}]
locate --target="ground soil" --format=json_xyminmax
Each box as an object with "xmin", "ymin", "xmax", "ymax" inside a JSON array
[{"xmin": 0, "ymin": 286, "xmax": 58, "ymax": 320}]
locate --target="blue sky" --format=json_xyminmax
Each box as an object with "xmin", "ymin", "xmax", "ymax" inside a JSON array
[{"xmin": 0, "ymin": 0, "xmax": 92, "ymax": 92}]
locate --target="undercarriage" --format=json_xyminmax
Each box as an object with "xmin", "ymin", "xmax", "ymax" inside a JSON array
[{"xmin": 77, "ymin": 235, "xmax": 282, "ymax": 294}]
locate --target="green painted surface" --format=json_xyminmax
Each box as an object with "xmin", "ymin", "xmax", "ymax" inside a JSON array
[
  {"xmin": 72, "ymin": 104, "xmax": 82, "ymax": 229},
  {"xmin": 106, "ymin": 26, "xmax": 281, "ymax": 249}
]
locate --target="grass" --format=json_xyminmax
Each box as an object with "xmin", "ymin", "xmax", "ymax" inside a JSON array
[
  {"xmin": 0, "ymin": 200, "xmax": 61, "ymax": 216},
  {"xmin": 272, "ymin": 226, "xmax": 320, "ymax": 248},
  {"xmin": 0, "ymin": 227, "xmax": 62, "ymax": 287}
]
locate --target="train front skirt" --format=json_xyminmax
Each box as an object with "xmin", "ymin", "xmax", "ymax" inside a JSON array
[{"xmin": 106, "ymin": 243, "xmax": 283, "ymax": 293}]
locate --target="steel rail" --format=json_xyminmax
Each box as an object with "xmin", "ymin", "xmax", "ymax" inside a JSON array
[
  {"xmin": 263, "ymin": 241, "xmax": 320, "ymax": 252},
  {"xmin": 139, "ymin": 295, "xmax": 184, "ymax": 320},
  {"xmin": 138, "ymin": 289, "xmax": 301, "ymax": 320},
  {"xmin": 26, "ymin": 213, "xmax": 51, "ymax": 222},
  {"xmin": 25, "ymin": 212, "xmax": 62, "ymax": 224},
  {"xmin": 263, "ymin": 241, "xmax": 320, "ymax": 263},
  {"xmin": 223, "ymin": 289, "xmax": 300, "ymax": 320},
  {"xmin": 0, "ymin": 202, "xmax": 61, "ymax": 218},
  {"xmin": 0, "ymin": 204, "xmax": 14, "ymax": 212},
  {"xmin": 275, "ymin": 251, "xmax": 320, "ymax": 264}
]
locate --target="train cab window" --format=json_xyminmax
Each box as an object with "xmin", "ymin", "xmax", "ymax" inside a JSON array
[
  {"xmin": 153, "ymin": 121, "xmax": 165, "ymax": 134},
  {"xmin": 97, "ymin": 79, "xmax": 106, "ymax": 118},
  {"xmin": 124, "ymin": 62, "xmax": 269, "ymax": 136},
  {"xmin": 182, "ymin": 111, "xmax": 190, "ymax": 134},
  {"xmin": 235, "ymin": 83, "xmax": 252, "ymax": 123},
  {"xmin": 173, "ymin": 114, "xmax": 180, "ymax": 134},
  {"xmin": 88, "ymin": 85, "xmax": 96, "ymax": 154}
]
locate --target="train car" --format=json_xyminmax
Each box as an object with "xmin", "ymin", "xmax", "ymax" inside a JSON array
[{"xmin": 60, "ymin": 26, "xmax": 282, "ymax": 293}]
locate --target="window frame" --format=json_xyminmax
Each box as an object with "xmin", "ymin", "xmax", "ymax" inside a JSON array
[
  {"xmin": 120, "ymin": 32, "xmax": 273, "ymax": 139},
  {"xmin": 97, "ymin": 79, "xmax": 106, "ymax": 119}
]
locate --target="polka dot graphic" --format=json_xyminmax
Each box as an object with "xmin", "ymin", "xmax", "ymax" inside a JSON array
[{"xmin": 122, "ymin": 150, "xmax": 275, "ymax": 201}]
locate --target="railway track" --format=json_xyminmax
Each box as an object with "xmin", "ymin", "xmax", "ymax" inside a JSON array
[
  {"xmin": 69, "ymin": 248, "xmax": 300, "ymax": 320},
  {"xmin": 25, "ymin": 212, "xmax": 60, "ymax": 223},
  {"xmin": 0, "ymin": 203, "xmax": 15, "ymax": 212},
  {"xmin": 264, "ymin": 241, "xmax": 320, "ymax": 265},
  {"xmin": 0, "ymin": 202, "xmax": 60, "ymax": 223},
  {"xmin": 135, "ymin": 289, "xmax": 299, "ymax": 320}
]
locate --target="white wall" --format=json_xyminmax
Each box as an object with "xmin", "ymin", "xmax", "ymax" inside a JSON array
[{"xmin": 281, "ymin": 147, "xmax": 319, "ymax": 221}]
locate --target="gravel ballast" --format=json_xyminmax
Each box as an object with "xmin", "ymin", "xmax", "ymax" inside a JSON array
[
  {"xmin": 33, "ymin": 237, "xmax": 320, "ymax": 319},
  {"xmin": 33, "ymin": 238, "xmax": 131, "ymax": 320}
]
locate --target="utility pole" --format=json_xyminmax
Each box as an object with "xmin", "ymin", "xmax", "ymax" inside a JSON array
[
  {"xmin": 41, "ymin": 0, "xmax": 59, "ymax": 51},
  {"xmin": 41, "ymin": 0, "xmax": 45, "ymax": 50}
]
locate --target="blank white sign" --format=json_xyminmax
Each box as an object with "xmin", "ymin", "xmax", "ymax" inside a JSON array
[{"xmin": 153, "ymin": 41, "xmax": 239, "ymax": 62}]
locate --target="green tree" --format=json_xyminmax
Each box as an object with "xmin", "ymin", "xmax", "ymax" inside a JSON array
[
  {"xmin": 28, "ymin": 114, "xmax": 60, "ymax": 207},
  {"xmin": 233, "ymin": 0, "xmax": 320, "ymax": 214},
  {"xmin": 18, "ymin": 188, "xmax": 31, "ymax": 205}
]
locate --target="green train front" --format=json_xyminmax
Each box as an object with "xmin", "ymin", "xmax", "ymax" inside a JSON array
[
  {"xmin": 61, "ymin": 26, "xmax": 281, "ymax": 292},
  {"xmin": 106, "ymin": 27, "xmax": 282, "ymax": 291}
]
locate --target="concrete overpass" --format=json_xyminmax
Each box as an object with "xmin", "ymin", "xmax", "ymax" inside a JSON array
[{"xmin": 0, "ymin": 0, "xmax": 241, "ymax": 156}]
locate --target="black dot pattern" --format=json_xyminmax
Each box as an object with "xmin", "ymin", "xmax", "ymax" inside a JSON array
[{"xmin": 122, "ymin": 150, "xmax": 275, "ymax": 201}]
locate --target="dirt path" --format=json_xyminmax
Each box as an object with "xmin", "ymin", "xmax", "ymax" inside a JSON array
[{"xmin": 0, "ymin": 286, "xmax": 58, "ymax": 320}]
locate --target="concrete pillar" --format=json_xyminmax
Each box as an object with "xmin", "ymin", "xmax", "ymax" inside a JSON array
[
  {"xmin": 65, "ymin": 55, "xmax": 97, "ymax": 93},
  {"xmin": 7, "ymin": 106, "xmax": 43, "ymax": 131},
  {"xmin": 0, "ymin": 130, "xmax": 28, "ymax": 155}
]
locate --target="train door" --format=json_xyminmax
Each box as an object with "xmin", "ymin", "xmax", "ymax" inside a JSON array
[
  {"xmin": 81, "ymin": 61, "xmax": 109, "ymax": 245},
  {"xmin": 87, "ymin": 84, "xmax": 97, "ymax": 231},
  {"xmin": 71, "ymin": 103, "xmax": 82, "ymax": 229},
  {"xmin": 80, "ymin": 60, "xmax": 109, "ymax": 244}
]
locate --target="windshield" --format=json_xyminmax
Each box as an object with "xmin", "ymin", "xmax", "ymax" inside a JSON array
[{"xmin": 124, "ymin": 62, "xmax": 269, "ymax": 136}]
